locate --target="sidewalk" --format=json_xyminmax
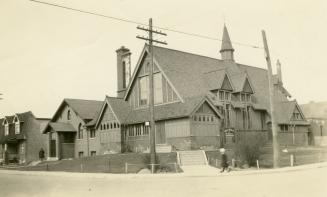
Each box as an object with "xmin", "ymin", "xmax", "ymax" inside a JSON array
[{"xmin": 0, "ymin": 162, "xmax": 326, "ymax": 179}]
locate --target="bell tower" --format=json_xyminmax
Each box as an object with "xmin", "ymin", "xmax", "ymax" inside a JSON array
[{"xmin": 116, "ymin": 46, "xmax": 131, "ymax": 98}]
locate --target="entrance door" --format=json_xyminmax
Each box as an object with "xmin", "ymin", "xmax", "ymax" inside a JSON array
[
  {"xmin": 50, "ymin": 140, "xmax": 56, "ymax": 157},
  {"xmin": 155, "ymin": 122, "xmax": 166, "ymax": 144}
]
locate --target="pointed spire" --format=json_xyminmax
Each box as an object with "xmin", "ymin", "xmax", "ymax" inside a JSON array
[
  {"xmin": 220, "ymin": 24, "xmax": 234, "ymax": 52},
  {"xmin": 220, "ymin": 24, "xmax": 234, "ymax": 61}
]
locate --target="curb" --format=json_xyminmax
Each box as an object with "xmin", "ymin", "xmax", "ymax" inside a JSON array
[{"xmin": 0, "ymin": 162, "xmax": 326, "ymax": 179}]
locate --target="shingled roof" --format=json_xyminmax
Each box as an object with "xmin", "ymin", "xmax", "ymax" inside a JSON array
[
  {"xmin": 124, "ymin": 95, "xmax": 221, "ymax": 124},
  {"xmin": 300, "ymin": 101, "xmax": 327, "ymax": 119},
  {"xmin": 275, "ymin": 101, "xmax": 309, "ymax": 125},
  {"xmin": 145, "ymin": 45, "xmax": 291, "ymax": 111},
  {"xmin": 0, "ymin": 111, "xmax": 48, "ymax": 143},
  {"xmin": 63, "ymin": 99, "xmax": 103, "ymax": 121},
  {"xmin": 88, "ymin": 96, "xmax": 132, "ymax": 127}
]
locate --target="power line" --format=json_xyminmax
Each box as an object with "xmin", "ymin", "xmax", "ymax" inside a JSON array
[{"xmin": 29, "ymin": 0, "xmax": 263, "ymax": 49}]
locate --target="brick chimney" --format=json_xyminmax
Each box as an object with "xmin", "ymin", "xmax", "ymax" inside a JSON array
[{"xmin": 116, "ymin": 46, "xmax": 131, "ymax": 98}]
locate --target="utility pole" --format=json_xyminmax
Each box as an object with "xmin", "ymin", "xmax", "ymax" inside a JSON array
[
  {"xmin": 262, "ymin": 30, "xmax": 279, "ymax": 168},
  {"xmin": 137, "ymin": 18, "xmax": 167, "ymax": 173}
]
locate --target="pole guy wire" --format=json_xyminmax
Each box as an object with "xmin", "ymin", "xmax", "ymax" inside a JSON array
[{"xmin": 29, "ymin": 0, "xmax": 263, "ymax": 50}]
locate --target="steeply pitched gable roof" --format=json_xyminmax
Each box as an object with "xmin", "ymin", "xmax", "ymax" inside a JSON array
[
  {"xmin": 203, "ymin": 70, "xmax": 233, "ymax": 91},
  {"xmin": 123, "ymin": 45, "xmax": 297, "ymax": 122},
  {"xmin": 89, "ymin": 96, "xmax": 132, "ymax": 128},
  {"xmin": 275, "ymin": 101, "xmax": 309, "ymax": 125},
  {"xmin": 106, "ymin": 96, "xmax": 131, "ymax": 122}
]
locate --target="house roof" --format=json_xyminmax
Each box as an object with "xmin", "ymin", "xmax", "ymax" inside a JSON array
[
  {"xmin": 4, "ymin": 116, "xmax": 14, "ymax": 123},
  {"xmin": 48, "ymin": 122, "xmax": 76, "ymax": 132},
  {"xmin": 300, "ymin": 101, "xmax": 327, "ymax": 119},
  {"xmin": 63, "ymin": 99, "xmax": 103, "ymax": 121},
  {"xmin": 0, "ymin": 111, "xmax": 46, "ymax": 143},
  {"xmin": 106, "ymin": 96, "xmax": 131, "ymax": 122},
  {"xmin": 274, "ymin": 101, "xmax": 309, "ymax": 125},
  {"xmin": 122, "ymin": 44, "xmax": 303, "ymax": 122},
  {"xmin": 148, "ymin": 45, "xmax": 287, "ymax": 110},
  {"xmin": 203, "ymin": 69, "xmax": 227, "ymax": 91},
  {"xmin": 88, "ymin": 96, "xmax": 132, "ymax": 127}
]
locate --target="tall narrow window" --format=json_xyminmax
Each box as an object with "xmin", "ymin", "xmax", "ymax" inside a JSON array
[
  {"xmin": 67, "ymin": 110, "xmax": 71, "ymax": 120},
  {"xmin": 260, "ymin": 111, "xmax": 266, "ymax": 130},
  {"xmin": 225, "ymin": 104, "xmax": 231, "ymax": 128},
  {"xmin": 242, "ymin": 109, "xmax": 247, "ymax": 129},
  {"xmin": 124, "ymin": 59, "xmax": 130, "ymax": 87},
  {"xmin": 78, "ymin": 123, "xmax": 83, "ymax": 139},
  {"xmin": 218, "ymin": 90, "xmax": 231, "ymax": 101},
  {"xmin": 90, "ymin": 129, "xmax": 96, "ymax": 138},
  {"xmin": 154, "ymin": 73, "xmax": 163, "ymax": 104},
  {"xmin": 219, "ymin": 91, "xmax": 224, "ymax": 100},
  {"xmin": 14, "ymin": 117, "xmax": 20, "ymax": 134},
  {"xmin": 4, "ymin": 120, "xmax": 9, "ymax": 136},
  {"xmin": 122, "ymin": 61, "xmax": 126, "ymax": 88},
  {"xmin": 247, "ymin": 106, "xmax": 251, "ymax": 129},
  {"xmin": 139, "ymin": 76, "xmax": 149, "ymax": 106}
]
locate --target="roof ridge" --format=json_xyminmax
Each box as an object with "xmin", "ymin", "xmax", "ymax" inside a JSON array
[
  {"xmin": 236, "ymin": 63, "xmax": 267, "ymax": 71},
  {"xmin": 106, "ymin": 95, "xmax": 124, "ymax": 100},
  {"xmin": 64, "ymin": 98, "xmax": 102, "ymax": 102},
  {"xmin": 153, "ymin": 45, "xmax": 222, "ymax": 62},
  {"xmin": 153, "ymin": 45, "xmax": 267, "ymax": 73},
  {"xmin": 203, "ymin": 68, "xmax": 227, "ymax": 74}
]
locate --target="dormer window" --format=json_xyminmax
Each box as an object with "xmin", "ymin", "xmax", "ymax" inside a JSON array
[
  {"xmin": 292, "ymin": 112, "xmax": 301, "ymax": 120},
  {"xmin": 14, "ymin": 116, "xmax": 20, "ymax": 134},
  {"xmin": 4, "ymin": 119, "xmax": 9, "ymax": 136},
  {"xmin": 240, "ymin": 93, "xmax": 251, "ymax": 103},
  {"xmin": 292, "ymin": 106, "xmax": 304, "ymax": 121},
  {"xmin": 218, "ymin": 90, "xmax": 231, "ymax": 101}
]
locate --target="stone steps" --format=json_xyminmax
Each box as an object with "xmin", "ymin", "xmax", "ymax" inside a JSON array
[{"xmin": 178, "ymin": 150, "xmax": 207, "ymax": 166}]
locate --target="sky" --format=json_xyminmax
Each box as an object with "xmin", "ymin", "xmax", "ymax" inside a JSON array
[{"xmin": 0, "ymin": 0, "xmax": 326, "ymax": 118}]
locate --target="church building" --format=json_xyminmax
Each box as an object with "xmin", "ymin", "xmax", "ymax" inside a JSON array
[{"xmin": 44, "ymin": 25, "xmax": 311, "ymax": 159}]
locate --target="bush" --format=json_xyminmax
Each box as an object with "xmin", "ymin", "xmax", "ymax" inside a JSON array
[{"xmin": 234, "ymin": 134, "xmax": 265, "ymax": 167}]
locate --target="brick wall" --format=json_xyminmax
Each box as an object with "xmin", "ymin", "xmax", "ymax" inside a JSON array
[
  {"xmin": 25, "ymin": 113, "xmax": 49, "ymax": 163},
  {"xmin": 167, "ymin": 137, "xmax": 191, "ymax": 151},
  {"xmin": 191, "ymin": 136, "xmax": 220, "ymax": 150},
  {"xmin": 278, "ymin": 132, "xmax": 308, "ymax": 146}
]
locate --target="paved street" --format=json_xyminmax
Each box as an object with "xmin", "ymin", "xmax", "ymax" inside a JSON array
[{"xmin": 0, "ymin": 165, "xmax": 327, "ymax": 197}]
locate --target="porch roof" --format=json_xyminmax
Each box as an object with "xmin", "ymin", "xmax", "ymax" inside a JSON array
[
  {"xmin": 48, "ymin": 122, "xmax": 76, "ymax": 132},
  {"xmin": 0, "ymin": 134, "xmax": 26, "ymax": 144}
]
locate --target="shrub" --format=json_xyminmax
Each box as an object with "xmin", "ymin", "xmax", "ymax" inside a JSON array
[{"xmin": 234, "ymin": 134, "xmax": 265, "ymax": 167}]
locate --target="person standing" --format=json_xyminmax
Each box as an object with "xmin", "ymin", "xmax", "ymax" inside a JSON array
[
  {"xmin": 39, "ymin": 148, "xmax": 45, "ymax": 161},
  {"xmin": 4, "ymin": 150, "xmax": 9, "ymax": 165},
  {"xmin": 220, "ymin": 148, "xmax": 229, "ymax": 173}
]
